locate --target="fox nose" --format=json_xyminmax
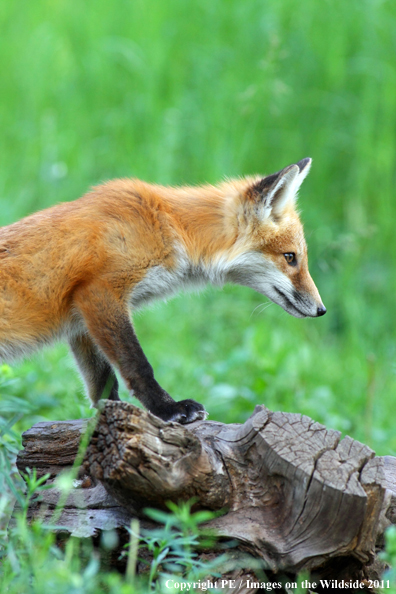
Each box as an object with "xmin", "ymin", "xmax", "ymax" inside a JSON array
[{"xmin": 317, "ymin": 305, "xmax": 327, "ymax": 317}]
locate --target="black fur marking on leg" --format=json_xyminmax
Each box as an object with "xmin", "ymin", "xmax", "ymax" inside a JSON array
[
  {"xmin": 75, "ymin": 286, "xmax": 207, "ymax": 423},
  {"xmin": 160, "ymin": 399, "xmax": 208, "ymax": 424},
  {"xmin": 69, "ymin": 333, "xmax": 120, "ymax": 405}
]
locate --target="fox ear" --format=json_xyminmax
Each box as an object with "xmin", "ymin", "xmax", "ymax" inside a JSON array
[{"xmin": 250, "ymin": 158, "xmax": 312, "ymax": 219}]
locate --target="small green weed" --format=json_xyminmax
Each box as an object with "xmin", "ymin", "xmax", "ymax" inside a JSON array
[{"xmin": 131, "ymin": 501, "xmax": 225, "ymax": 590}]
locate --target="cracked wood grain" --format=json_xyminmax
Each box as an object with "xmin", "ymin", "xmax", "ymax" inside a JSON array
[{"xmin": 15, "ymin": 401, "xmax": 396, "ymax": 575}]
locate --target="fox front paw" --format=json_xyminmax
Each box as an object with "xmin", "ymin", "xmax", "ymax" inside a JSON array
[{"xmin": 162, "ymin": 399, "xmax": 208, "ymax": 424}]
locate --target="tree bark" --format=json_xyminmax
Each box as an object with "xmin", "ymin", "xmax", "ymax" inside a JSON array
[{"xmin": 16, "ymin": 401, "xmax": 396, "ymax": 579}]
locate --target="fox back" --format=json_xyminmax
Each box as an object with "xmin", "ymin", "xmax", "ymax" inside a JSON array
[{"xmin": 0, "ymin": 157, "xmax": 325, "ymax": 423}]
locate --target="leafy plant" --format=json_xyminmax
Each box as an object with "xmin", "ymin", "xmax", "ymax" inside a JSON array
[{"xmin": 124, "ymin": 501, "xmax": 224, "ymax": 591}]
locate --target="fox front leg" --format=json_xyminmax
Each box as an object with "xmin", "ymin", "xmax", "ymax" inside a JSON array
[{"xmin": 73, "ymin": 283, "xmax": 207, "ymax": 424}]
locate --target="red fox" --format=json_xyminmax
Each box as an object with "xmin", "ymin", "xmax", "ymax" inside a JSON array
[{"xmin": 0, "ymin": 158, "xmax": 325, "ymax": 423}]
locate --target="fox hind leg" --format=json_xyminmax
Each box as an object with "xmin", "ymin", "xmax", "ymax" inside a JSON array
[{"xmin": 69, "ymin": 333, "xmax": 120, "ymax": 406}]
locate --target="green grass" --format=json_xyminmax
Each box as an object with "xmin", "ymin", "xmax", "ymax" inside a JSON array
[
  {"xmin": 1, "ymin": 0, "xmax": 396, "ymax": 589},
  {"xmin": 1, "ymin": 0, "xmax": 395, "ymax": 453}
]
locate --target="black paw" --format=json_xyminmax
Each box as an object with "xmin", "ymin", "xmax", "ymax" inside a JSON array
[{"xmin": 163, "ymin": 399, "xmax": 208, "ymax": 424}]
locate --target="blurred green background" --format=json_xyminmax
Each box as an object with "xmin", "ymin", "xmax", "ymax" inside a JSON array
[{"xmin": 0, "ymin": 0, "xmax": 395, "ymax": 454}]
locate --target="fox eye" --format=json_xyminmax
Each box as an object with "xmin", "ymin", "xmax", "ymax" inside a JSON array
[{"xmin": 284, "ymin": 252, "xmax": 296, "ymax": 265}]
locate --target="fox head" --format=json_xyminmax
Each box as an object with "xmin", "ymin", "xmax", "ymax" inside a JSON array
[{"xmin": 226, "ymin": 158, "xmax": 326, "ymax": 318}]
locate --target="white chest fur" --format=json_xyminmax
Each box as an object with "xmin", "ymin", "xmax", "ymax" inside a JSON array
[
  {"xmin": 130, "ymin": 246, "xmax": 230, "ymax": 309},
  {"xmin": 129, "ymin": 244, "xmax": 279, "ymax": 310}
]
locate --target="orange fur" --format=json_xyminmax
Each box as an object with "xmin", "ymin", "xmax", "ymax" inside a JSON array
[{"xmin": 0, "ymin": 159, "xmax": 325, "ymax": 422}]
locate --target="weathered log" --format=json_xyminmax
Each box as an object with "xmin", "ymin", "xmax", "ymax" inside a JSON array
[
  {"xmin": 14, "ymin": 418, "xmax": 136, "ymax": 538},
  {"xmin": 15, "ymin": 401, "xmax": 396, "ymax": 579},
  {"xmin": 17, "ymin": 419, "xmax": 88, "ymax": 478}
]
